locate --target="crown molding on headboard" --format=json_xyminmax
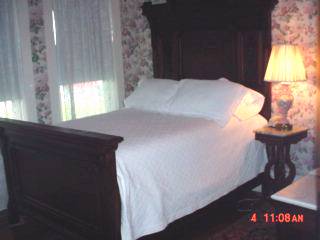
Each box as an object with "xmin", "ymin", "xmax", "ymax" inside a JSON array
[
  {"xmin": 142, "ymin": 0, "xmax": 278, "ymax": 30},
  {"xmin": 142, "ymin": 0, "xmax": 278, "ymax": 119}
]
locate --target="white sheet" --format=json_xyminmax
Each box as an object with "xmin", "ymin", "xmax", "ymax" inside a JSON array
[{"xmin": 59, "ymin": 108, "xmax": 267, "ymax": 240}]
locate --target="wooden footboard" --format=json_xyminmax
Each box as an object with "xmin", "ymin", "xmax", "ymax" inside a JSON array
[{"xmin": 0, "ymin": 118, "xmax": 123, "ymax": 240}]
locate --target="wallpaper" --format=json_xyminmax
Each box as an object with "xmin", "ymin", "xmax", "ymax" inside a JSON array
[
  {"xmin": 120, "ymin": 0, "xmax": 153, "ymax": 96},
  {"xmin": 272, "ymin": 0, "xmax": 319, "ymax": 175},
  {"xmin": 28, "ymin": 0, "xmax": 52, "ymax": 124},
  {"xmin": 23, "ymin": 0, "xmax": 319, "ymax": 175}
]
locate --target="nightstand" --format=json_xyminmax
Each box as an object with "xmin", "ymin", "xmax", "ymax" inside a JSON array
[{"xmin": 254, "ymin": 126, "xmax": 308, "ymax": 197}]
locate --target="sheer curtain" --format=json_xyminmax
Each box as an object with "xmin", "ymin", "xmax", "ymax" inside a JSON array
[
  {"xmin": 0, "ymin": 0, "xmax": 25, "ymax": 120},
  {"xmin": 47, "ymin": 0, "xmax": 122, "ymax": 122},
  {"xmin": 0, "ymin": 0, "xmax": 36, "ymax": 122},
  {"xmin": 0, "ymin": 0, "xmax": 36, "ymax": 211}
]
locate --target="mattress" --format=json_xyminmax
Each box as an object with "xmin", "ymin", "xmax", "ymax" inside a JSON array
[{"xmin": 59, "ymin": 108, "xmax": 268, "ymax": 240}]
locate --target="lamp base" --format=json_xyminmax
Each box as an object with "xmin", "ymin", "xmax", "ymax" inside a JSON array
[
  {"xmin": 268, "ymin": 83, "xmax": 293, "ymax": 130},
  {"xmin": 268, "ymin": 114, "xmax": 291, "ymax": 128}
]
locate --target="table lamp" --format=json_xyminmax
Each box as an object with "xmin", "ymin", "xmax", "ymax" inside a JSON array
[{"xmin": 264, "ymin": 44, "xmax": 306, "ymax": 130}]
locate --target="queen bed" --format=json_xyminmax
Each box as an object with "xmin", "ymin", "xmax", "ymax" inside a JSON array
[
  {"xmin": 59, "ymin": 108, "xmax": 267, "ymax": 239},
  {"xmin": 0, "ymin": 0, "xmax": 278, "ymax": 239}
]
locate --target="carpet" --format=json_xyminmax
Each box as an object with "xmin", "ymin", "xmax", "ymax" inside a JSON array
[
  {"xmin": 209, "ymin": 200, "xmax": 276, "ymax": 240},
  {"xmin": 8, "ymin": 198, "xmax": 277, "ymax": 240}
]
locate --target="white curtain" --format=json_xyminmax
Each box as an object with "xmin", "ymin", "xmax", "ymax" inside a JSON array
[
  {"xmin": 0, "ymin": 0, "xmax": 36, "ymax": 211},
  {"xmin": 0, "ymin": 0, "xmax": 25, "ymax": 120},
  {"xmin": 51, "ymin": 0, "xmax": 120, "ymax": 121}
]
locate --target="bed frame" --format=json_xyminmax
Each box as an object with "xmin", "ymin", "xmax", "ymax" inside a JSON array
[{"xmin": 0, "ymin": 0, "xmax": 277, "ymax": 239}]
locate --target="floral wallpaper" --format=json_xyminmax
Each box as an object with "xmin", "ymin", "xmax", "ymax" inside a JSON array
[
  {"xmin": 272, "ymin": 0, "xmax": 319, "ymax": 175},
  {"xmin": 23, "ymin": 0, "xmax": 319, "ymax": 176},
  {"xmin": 120, "ymin": 0, "xmax": 153, "ymax": 96},
  {"xmin": 28, "ymin": 0, "xmax": 52, "ymax": 124}
]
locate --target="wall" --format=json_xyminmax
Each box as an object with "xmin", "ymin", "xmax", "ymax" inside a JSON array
[
  {"xmin": 24, "ymin": 0, "xmax": 319, "ymax": 176},
  {"xmin": 317, "ymin": 2, "xmax": 320, "ymax": 168},
  {"xmin": 271, "ymin": 0, "xmax": 319, "ymax": 175},
  {"xmin": 28, "ymin": 0, "xmax": 52, "ymax": 124},
  {"xmin": 120, "ymin": 0, "xmax": 153, "ymax": 96}
]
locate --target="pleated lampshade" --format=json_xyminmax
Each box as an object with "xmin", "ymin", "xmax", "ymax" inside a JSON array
[{"xmin": 264, "ymin": 45, "xmax": 306, "ymax": 82}]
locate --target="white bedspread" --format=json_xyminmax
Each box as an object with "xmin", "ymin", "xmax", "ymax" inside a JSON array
[{"xmin": 60, "ymin": 108, "xmax": 267, "ymax": 240}]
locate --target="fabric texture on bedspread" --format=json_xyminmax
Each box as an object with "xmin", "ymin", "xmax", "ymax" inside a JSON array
[{"xmin": 60, "ymin": 108, "xmax": 267, "ymax": 240}]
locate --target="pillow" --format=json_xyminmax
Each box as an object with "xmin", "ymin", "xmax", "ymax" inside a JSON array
[
  {"xmin": 124, "ymin": 78, "xmax": 179, "ymax": 112},
  {"xmin": 233, "ymin": 89, "xmax": 265, "ymax": 120},
  {"xmin": 168, "ymin": 78, "xmax": 247, "ymax": 126}
]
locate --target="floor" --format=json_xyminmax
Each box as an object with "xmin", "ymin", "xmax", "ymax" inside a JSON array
[{"xmin": 0, "ymin": 192, "xmax": 278, "ymax": 240}]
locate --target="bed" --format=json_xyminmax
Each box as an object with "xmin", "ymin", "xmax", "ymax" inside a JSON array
[
  {"xmin": 59, "ymin": 108, "xmax": 267, "ymax": 239},
  {"xmin": 0, "ymin": 0, "xmax": 278, "ymax": 239}
]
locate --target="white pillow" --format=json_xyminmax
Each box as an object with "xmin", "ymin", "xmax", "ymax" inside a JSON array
[
  {"xmin": 168, "ymin": 78, "xmax": 247, "ymax": 126},
  {"xmin": 233, "ymin": 89, "xmax": 265, "ymax": 120},
  {"xmin": 124, "ymin": 78, "xmax": 179, "ymax": 112}
]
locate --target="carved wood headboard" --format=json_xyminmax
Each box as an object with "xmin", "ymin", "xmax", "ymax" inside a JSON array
[{"xmin": 142, "ymin": 0, "xmax": 278, "ymax": 119}]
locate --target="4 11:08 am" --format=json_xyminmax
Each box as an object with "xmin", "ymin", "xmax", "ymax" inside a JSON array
[{"xmin": 250, "ymin": 213, "xmax": 304, "ymax": 223}]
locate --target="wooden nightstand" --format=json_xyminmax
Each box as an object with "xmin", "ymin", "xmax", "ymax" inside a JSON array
[{"xmin": 254, "ymin": 126, "xmax": 308, "ymax": 197}]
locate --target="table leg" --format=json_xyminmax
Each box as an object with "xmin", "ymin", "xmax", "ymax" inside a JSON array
[{"xmin": 263, "ymin": 144, "xmax": 296, "ymax": 196}]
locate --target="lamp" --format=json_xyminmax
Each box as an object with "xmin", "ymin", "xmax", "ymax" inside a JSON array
[{"xmin": 264, "ymin": 44, "xmax": 306, "ymax": 130}]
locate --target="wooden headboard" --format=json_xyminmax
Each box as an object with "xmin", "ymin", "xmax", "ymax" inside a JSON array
[{"xmin": 142, "ymin": 0, "xmax": 278, "ymax": 119}]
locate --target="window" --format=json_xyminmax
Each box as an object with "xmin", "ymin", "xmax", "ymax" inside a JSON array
[
  {"xmin": 59, "ymin": 80, "xmax": 107, "ymax": 121},
  {"xmin": 0, "ymin": 0, "xmax": 36, "ymax": 121},
  {"xmin": 44, "ymin": 0, "xmax": 124, "ymax": 123}
]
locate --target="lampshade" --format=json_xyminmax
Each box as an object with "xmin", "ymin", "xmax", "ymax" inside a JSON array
[{"xmin": 264, "ymin": 45, "xmax": 306, "ymax": 82}]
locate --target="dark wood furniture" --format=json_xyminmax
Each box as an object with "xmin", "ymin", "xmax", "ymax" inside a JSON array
[
  {"xmin": 255, "ymin": 127, "xmax": 308, "ymax": 196},
  {"xmin": 0, "ymin": 0, "xmax": 277, "ymax": 239},
  {"xmin": 0, "ymin": 210, "xmax": 8, "ymax": 228},
  {"xmin": 0, "ymin": 120, "xmax": 123, "ymax": 240},
  {"xmin": 270, "ymin": 169, "xmax": 319, "ymax": 239}
]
